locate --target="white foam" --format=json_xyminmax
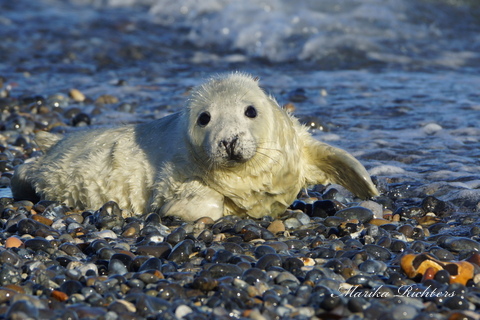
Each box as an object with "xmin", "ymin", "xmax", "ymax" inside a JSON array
[{"xmin": 369, "ymin": 165, "xmax": 406, "ymax": 176}]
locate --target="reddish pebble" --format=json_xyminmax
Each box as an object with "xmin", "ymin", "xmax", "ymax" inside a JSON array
[
  {"xmin": 421, "ymin": 267, "xmax": 438, "ymax": 282},
  {"xmin": 5, "ymin": 237, "xmax": 23, "ymax": 248},
  {"xmin": 32, "ymin": 214, "xmax": 53, "ymax": 226},
  {"xmin": 51, "ymin": 290, "xmax": 69, "ymax": 302}
]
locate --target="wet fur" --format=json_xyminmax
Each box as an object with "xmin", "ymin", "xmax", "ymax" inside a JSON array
[{"xmin": 11, "ymin": 73, "xmax": 378, "ymax": 221}]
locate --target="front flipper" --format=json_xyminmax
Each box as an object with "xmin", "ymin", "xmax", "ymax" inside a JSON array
[
  {"xmin": 159, "ymin": 182, "xmax": 225, "ymax": 222},
  {"xmin": 305, "ymin": 138, "xmax": 379, "ymax": 199}
]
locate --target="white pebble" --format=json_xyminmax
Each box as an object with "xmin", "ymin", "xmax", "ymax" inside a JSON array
[
  {"xmin": 175, "ymin": 305, "xmax": 193, "ymax": 318},
  {"xmin": 77, "ymin": 263, "xmax": 98, "ymax": 276},
  {"xmin": 359, "ymin": 200, "xmax": 384, "ymax": 218},
  {"xmin": 96, "ymin": 230, "xmax": 117, "ymax": 239}
]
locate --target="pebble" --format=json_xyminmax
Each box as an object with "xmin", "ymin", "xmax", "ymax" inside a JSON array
[
  {"xmin": 175, "ymin": 304, "xmax": 193, "ymax": 318},
  {"xmin": 167, "ymin": 239, "xmax": 194, "ymax": 263},
  {"xmin": 95, "ymin": 94, "xmax": 119, "ymax": 105},
  {"xmin": 310, "ymin": 201, "xmax": 336, "ymax": 218},
  {"xmin": 267, "ymin": 220, "xmax": 285, "ymax": 234},
  {"xmin": 5, "ymin": 236, "xmax": 22, "ymax": 248},
  {"xmin": 334, "ymin": 206, "xmax": 374, "ymax": 223},
  {"xmin": 438, "ymin": 236, "xmax": 480, "ymax": 253},
  {"xmin": 69, "ymin": 88, "xmax": 86, "ymax": 102}
]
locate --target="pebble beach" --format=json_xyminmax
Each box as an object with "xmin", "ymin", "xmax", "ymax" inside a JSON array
[{"xmin": 1, "ymin": 0, "xmax": 480, "ymax": 319}]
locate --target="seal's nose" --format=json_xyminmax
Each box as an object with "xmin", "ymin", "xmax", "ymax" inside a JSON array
[{"xmin": 221, "ymin": 136, "xmax": 241, "ymax": 161}]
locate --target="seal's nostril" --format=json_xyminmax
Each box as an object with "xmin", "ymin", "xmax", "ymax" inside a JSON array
[{"xmin": 221, "ymin": 138, "xmax": 240, "ymax": 160}]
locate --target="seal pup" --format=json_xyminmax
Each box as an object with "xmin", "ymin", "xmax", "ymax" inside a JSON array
[{"xmin": 11, "ymin": 73, "xmax": 378, "ymax": 221}]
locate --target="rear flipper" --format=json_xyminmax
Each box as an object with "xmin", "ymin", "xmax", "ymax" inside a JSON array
[
  {"xmin": 11, "ymin": 131, "xmax": 63, "ymax": 202},
  {"xmin": 11, "ymin": 162, "xmax": 39, "ymax": 202},
  {"xmin": 305, "ymin": 138, "xmax": 379, "ymax": 199}
]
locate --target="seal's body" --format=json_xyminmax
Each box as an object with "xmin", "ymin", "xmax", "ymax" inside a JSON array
[{"xmin": 12, "ymin": 73, "xmax": 378, "ymax": 221}]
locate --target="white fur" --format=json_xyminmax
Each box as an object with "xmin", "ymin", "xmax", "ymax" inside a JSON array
[{"xmin": 11, "ymin": 73, "xmax": 378, "ymax": 221}]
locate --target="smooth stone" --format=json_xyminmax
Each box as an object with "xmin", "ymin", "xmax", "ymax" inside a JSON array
[
  {"xmin": 0, "ymin": 251, "xmax": 22, "ymax": 266},
  {"xmin": 335, "ymin": 206, "xmax": 374, "ymax": 223},
  {"xmin": 165, "ymin": 227, "xmax": 187, "ymax": 246},
  {"xmin": 197, "ymin": 229, "xmax": 214, "ymax": 243},
  {"xmin": 311, "ymin": 200, "xmax": 338, "ymax": 218},
  {"xmin": 284, "ymin": 217, "xmax": 302, "ymax": 229},
  {"xmin": 359, "ymin": 200, "xmax": 384, "ymax": 218},
  {"xmin": 398, "ymin": 224, "xmax": 414, "ymax": 238},
  {"xmin": 109, "ymin": 299, "xmax": 136, "ymax": 313},
  {"xmin": 267, "ymin": 220, "xmax": 285, "ymax": 234},
  {"xmin": 256, "ymin": 254, "xmax": 283, "ymax": 270},
  {"xmin": 0, "ymin": 287, "xmax": 18, "ymax": 304},
  {"xmin": 254, "ymin": 245, "xmax": 276, "ymax": 259},
  {"xmin": 59, "ymin": 243, "xmax": 83, "ymax": 256},
  {"xmin": 346, "ymin": 275, "xmax": 373, "ymax": 286},
  {"xmin": 263, "ymin": 242, "xmax": 289, "ymax": 253},
  {"xmin": 108, "ymin": 259, "xmax": 128, "ymax": 275},
  {"xmin": 192, "ymin": 276, "xmax": 219, "ymax": 291},
  {"xmin": 358, "ymin": 260, "xmax": 387, "ymax": 274},
  {"xmin": 208, "ymin": 263, "xmax": 243, "ymax": 278},
  {"xmin": 5, "ymin": 299, "xmax": 39, "ymax": 319},
  {"xmin": 69, "ymin": 88, "xmax": 86, "ymax": 102},
  {"xmin": 76, "ymin": 263, "xmax": 98, "ymax": 276},
  {"xmin": 60, "ymin": 280, "xmax": 84, "ymax": 295},
  {"xmin": 24, "ymin": 238, "xmax": 52, "ymax": 252},
  {"xmin": 324, "ymin": 216, "xmax": 346, "ymax": 227},
  {"xmin": 31, "ymin": 214, "xmax": 53, "ymax": 226},
  {"xmin": 428, "ymin": 247, "xmax": 455, "ymax": 261},
  {"xmin": 242, "ymin": 268, "xmax": 267, "ymax": 285},
  {"xmin": 275, "ymin": 271, "xmax": 300, "ymax": 284},
  {"xmin": 5, "ymin": 237, "xmax": 22, "ymax": 248},
  {"xmin": 121, "ymin": 226, "xmax": 138, "ymax": 237},
  {"xmin": 167, "ymin": 239, "xmax": 194, "ymax": 264},
  {"xmin": 94, "ymin": 201, "xmax": 124, "ymax": 230},
  {"xmin": 284, "ymin": 239, "xmax": 305, "ymax": 250},
  {"xmin": 363, "ymin": 244, "xmax": 392, "ymax": 260},
  {"xmin": 439, "ymin": 237, "xmax": 480, "ymax": 253},
  {"xmin": 212, "ymin": 249, "xmax": 233, "ymax": 264},
  {"xmin": 16, "ymin": 218, "xmax": 45, "ymax": 235},
  {"xmin": 136, "ymin": 243, "xmax": 172, "ymax": 259},
  {"xmin": 138, "ymin": 257, "xmax": 163, "ymax": 272},
  {"xmin": 67, "ymin": 222, "xmax": 84, "ymax": 233},
  {"xmin": 443, "ymin": 296, "xmax": 471, "ymax": 310},
  {"xmin": 110, "ymin": 253, "xmax": 133, "ymax": 269},
  {"xmin": 95, "ymin": 230, "xmax": 117, "ymax": 239},
  {"xmin": 390, "ymin": 240, "xmax": 408, "ymax": 253},
  {"xmin": 282, "ymin": 257, "xmax": 304, "ymax": 274},
  {"xmin": 293, "ymin": 211, "xmax": 311, "ymax": 225},
  {"xmin": 175, "ymin": 305, "xmax": 193, "ymax": 318}
]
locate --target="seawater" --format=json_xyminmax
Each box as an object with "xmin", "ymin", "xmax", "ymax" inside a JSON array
[{"xmin": 0, "ymin": 0, "xmax": 479, "ymax": 212}]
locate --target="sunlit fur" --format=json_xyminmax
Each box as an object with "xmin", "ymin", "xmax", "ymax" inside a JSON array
[{"xmin": 11, "ymin": 73, "xmax": 378, "ymax": 221}]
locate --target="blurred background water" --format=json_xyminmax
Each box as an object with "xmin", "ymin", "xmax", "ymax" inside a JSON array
[{"xmin": 1, "ymin": 0, "xmax": 479, "ymax": 211}]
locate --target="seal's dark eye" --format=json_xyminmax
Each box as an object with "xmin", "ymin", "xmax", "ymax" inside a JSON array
[
  {"xmin": 245, "ymin": 105, "xmax": 257, "ymax": 118},
  {"xmin": 197, "ymin": 112, "xmax": 211, "ymax": 126}
]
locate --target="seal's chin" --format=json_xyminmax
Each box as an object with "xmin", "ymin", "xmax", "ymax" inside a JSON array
[{"xmin": 221, "ymin": 156, "xmax": 250, "ymax": 168}]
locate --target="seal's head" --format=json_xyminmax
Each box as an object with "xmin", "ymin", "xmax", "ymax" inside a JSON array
[{"xmin": 186, "ymin": 73, "xmax": 276, "ymax": 168}]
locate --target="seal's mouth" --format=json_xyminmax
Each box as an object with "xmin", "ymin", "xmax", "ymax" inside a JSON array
[{"xmin": 222, "ymin": 156, "xmax": 249, "ymax": 167}]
